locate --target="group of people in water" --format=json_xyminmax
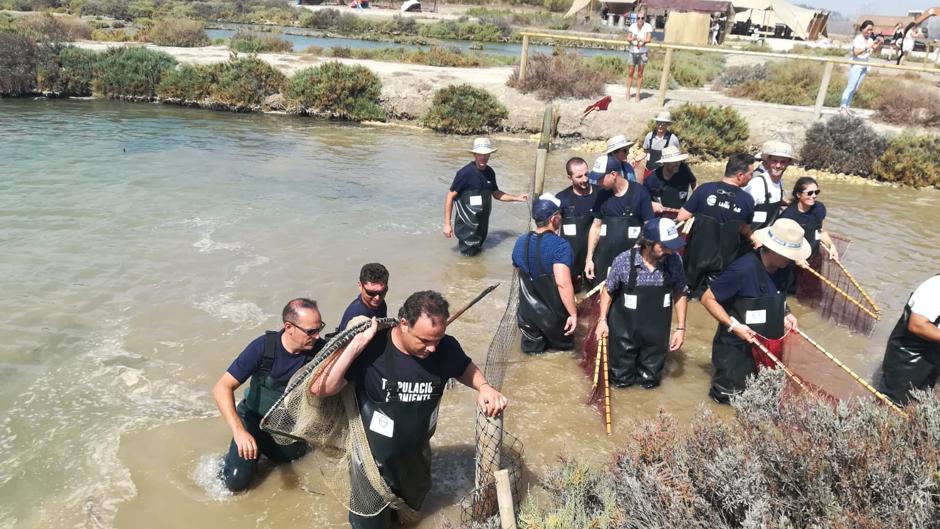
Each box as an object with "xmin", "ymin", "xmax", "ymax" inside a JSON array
[{"xmin": 210, "ymin": 123, "xmax": 938, "ymax": 528}]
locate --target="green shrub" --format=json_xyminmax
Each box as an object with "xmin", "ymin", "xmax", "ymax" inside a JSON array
[
  {"xmin": 507, "ymin": 50, "xmax": 606, "ymax": 101},
  {"xmin": 0, "ymin": 30, "xmax": 40, "ymax": 96},
  {"xmin": 423, "ymin": 84, "xmax": 507, "ymax": 135},
  {"xmin": 801, "ymin": 115, "xmax": 887, "ymax": 177},
  {"xmin": 874, "ymin": 84, "xmax": 940, "ymax": 128},
  {"xmin": 724, "ymin": 60, "xmax": 884, "ymax": 110},
  {"xmin": 668, "ymin": 103, "xmax": 749, "ymax": 158},
  {"xmin": 94, "ymin": 46, "xmax": 177, "ymax": 98},
  {"xmin": 289, "ymin": 62, "xmax": 385, "ymax": 121},
  {"xmin": 156, "ymin": 63, "xmax": 217, "ymax": 103},
  {"xmin": 91, "ymin": 28, "xmax": 133, "ymax": 42},
  {"xmin": 143, "ymin": 18, "xmax": 209, "ymax": 47},
  {"xmin": 873, "ymin": 133, "xmax": 940, "ymax": 188},
  {"xmin": 36, "ymin": 45, "xmax": 98, "ymax": 96},
  {"xmin": 229, "ymin": 30, "xmax": 292, "ymax": 53},
  {"xmin": 16, "ymin": 13, "xmax": 92, "ymax": 42},
  {"xmin": 210, "ymin": 56, "xmax": 286, "ymax": 110},
  {"xmin": 588, "ymin": 50, "xmax": 723, "ymax": 89},
  {"xmin": 418, "ymin": 20, "xmax": 509, "ymax": 42}
]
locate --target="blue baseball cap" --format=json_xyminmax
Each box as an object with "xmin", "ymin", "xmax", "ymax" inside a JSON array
[
  {"xmin": 532, "ymin": 193, "xmax": 561, "ymax": 222},
  {"xmin": 642, "ymin": 218, "xmax": 685, "ymax": 250},
  {"xmin": 587, "ymin": 154, "xmax": 622, "ymax": 185}
]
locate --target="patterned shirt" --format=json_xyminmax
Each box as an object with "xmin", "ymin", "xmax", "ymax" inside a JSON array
[{"xmin": 605, "ymin": 247, "xmax": 689, "ymax": 296}]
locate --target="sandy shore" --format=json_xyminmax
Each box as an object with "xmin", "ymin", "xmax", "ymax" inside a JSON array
[{"xmin": 75, "ymin": 40, "xmax": 920, "ymax": 149}]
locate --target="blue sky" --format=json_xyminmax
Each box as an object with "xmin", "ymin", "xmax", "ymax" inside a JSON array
[{"xmin": 800, "ymin": 0, "xmax": 934, "ymax": 18}]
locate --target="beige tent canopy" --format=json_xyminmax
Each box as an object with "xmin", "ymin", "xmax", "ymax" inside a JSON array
[{"xmin": 732, "ymin": 0, "xmax": 827, "ymax": 40}]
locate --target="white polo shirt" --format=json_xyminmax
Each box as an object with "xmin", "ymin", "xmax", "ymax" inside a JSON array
[{"xmin": 908, "ymin": 275, "xmax": 940, "ymax": 326}]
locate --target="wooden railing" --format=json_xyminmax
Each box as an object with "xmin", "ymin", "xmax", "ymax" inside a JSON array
[{"xmin": 517, "ymin": 31, "xmax": 940, "ymax": 119}]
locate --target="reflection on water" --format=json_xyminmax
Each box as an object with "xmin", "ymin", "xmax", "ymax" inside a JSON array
[{"xmin": 1, "ymin": 98, "xmax": 937, "ymax": 529}]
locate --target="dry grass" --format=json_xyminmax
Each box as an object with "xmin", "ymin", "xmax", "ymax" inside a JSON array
[{"xmin": 506, "ymin": 49, "xmax": 605, "ymax": 101}]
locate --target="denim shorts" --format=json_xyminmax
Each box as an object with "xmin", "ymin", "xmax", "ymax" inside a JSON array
[{"xmin": 629, "ymin": 51, "xmax": 649, "ymax": 66}]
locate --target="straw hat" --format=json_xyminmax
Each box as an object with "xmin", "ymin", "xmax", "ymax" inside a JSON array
[
  {"xmin": 757, "ymin": 140, "xmax": 795, "ymax": 160},
  {"xmin": 604, "ymin": 134, "xmax": 633, "ymax": 154},
  {"xmin": 469, "ymin": 137, "xmax": 497, "ymax": 155},
  {"xmin": 754, "ymin": 218, "xmax": 811, "ymax": 261},
  {"xmin": 657, "ymin": 145, "xmax": 689, "ymax": 164},
  {"xmin": 654, "ymin": 111, "xmax": 672, "ymax": 123}
]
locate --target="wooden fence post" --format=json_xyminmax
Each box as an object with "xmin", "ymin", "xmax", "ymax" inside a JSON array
[
  {"xmin": 657, "ymin": 47, "xmax": 674, "ymax": 107},
  {"xmin": 495, "ymin": 469, "xmax": 517, "ymax": 529},
  {"xmin": 813, "ymin": 61, "xmax": 834, "ymax": 120},
  {"xmin": 519, "ymin": 35, "xmax": 530, "ymax": 84}
]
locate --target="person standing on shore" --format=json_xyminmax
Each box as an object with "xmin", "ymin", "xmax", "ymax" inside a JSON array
[
  {"xmin": 556, "ymin": 157, "xmax": 598, "ymax": 288},
  {"xmin": 513, "ymin": 194, "xmax": 577, "ymax": 354},
  {"xmin": 879, "ymin": 275, "xmax": 940, "ymax": 405},
  {"xmin": 742, "ymin": 140, "xmax": 794, "ymax": 231},
  {"xmin": 642, "ymin": 111, "xmax": 680, "ymax": 171},
  {"xmin": 840, "ymin": 20, "xmax": 883, "ymax": 116},
  {"xmin": 625, "ymin": 8, "xmax": 654, "ymax": 102},
  {"xmin": 213, "ymin": 298, "xmax": 325, "ymax": 492},
  {"xmin": 442, "ymin": 138, "xmax": 528, "ymax": 256},
  {"xmin": 337, "ymin": 263, "xmax": 390, "ymax": 333}
]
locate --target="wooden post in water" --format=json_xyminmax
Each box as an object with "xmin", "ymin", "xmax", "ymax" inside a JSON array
[
  {"xmin": 530, "ymin": 105, "xmax": 554, "ymax": 230},
  {"xmin": 519, "ymin": 35, "xmax": 530, "ymax": 85},
  {"xmin": 495, "ymin": 469, "xmax": 517, "ymax": 529},
  {"xmin": 813, "ymin": 61, "xmax": 835, "ymax": 120},
  {"xmin": 656, "ymin": 48, "xmax": 674, "ymax": 107}
]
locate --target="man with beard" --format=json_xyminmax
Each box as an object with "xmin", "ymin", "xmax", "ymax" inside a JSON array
[
  {"xmin": 555, "ymin": 157, "xmax": 598, "ymax": 288},
  {"xmin": 742, "ymin": 140, "xmax": 795, "ymax": 230},
  {"xmin": 442, "ymin": 138, "xmax": 528, "ymax": 256}
]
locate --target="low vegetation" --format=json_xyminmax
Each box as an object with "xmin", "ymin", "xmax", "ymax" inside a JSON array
[
  {"xmin": 668, "ymin": 103, "xmax": 749, "ymax": 158},
  {"xmin": 229, "ymin": 30, "xmax": 293, "ymax": 53},
  {"xmin": 14, "ymin": 12, "xmax": 91, "ymax": 42},
  {"xmin": 0, "ymin": 31, "xmax": 39, "ymax": 96},
  {"xmin": 306, "ymin": 45, "xmax": 513, "ymax": 68},
  {"xmin": 873, "ymin": 83, "xmax": 940, "ymax": 128},
  {"xmin": 212, "ymin": 56, "xmax": 287, "ymax": 110},
  {"xmin": 94, "ymin": 46, "xmax": 177, "ymax": 99},
  {"xmin": 801, "ymin": 115, "xmax": 887, "ymax": 177},
  {"xmin": 518, "ymin": 369, "xmax": 940, "ymax": 528},
  {"xmin": 507, "ymin": 50, "xmax": 606, "ymax": 101},
  {"xmin": 36, "ymin": 44, "xmax": 97, "ymax": 96},
  {"xmin": 156, "ymin": 63, "xmax": 217, "ymax": 103},
  {"xmin": 299, "ymin": 9, "xmax": 514, "ymax": 43},
  {"xmin": 288, "ymin": 61, "xmax": 385, "ymax": 121},
  {"xmin": 423, "ymin": 84, "xmax": 507, "ymax": 134},
  {"xmin": 141, "ymin": 18, "xmax": 209, "ymax": 48},
  {"xmin": 873, "ymin": 133, "xmax": 940, "ymax": 189},
  {"xmin": 7, "ymin": 0, "xmax": 300, "ymax": 25}
]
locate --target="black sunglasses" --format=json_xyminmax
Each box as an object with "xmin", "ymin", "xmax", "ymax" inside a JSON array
[
  {"xmin": 802, "ymin": 189, "xmax": 821, "ymax": 196},
  {"xmin": 364, "ymin": 287, "xmax": 388, "ymax": 298},
  {"xmin": 287, "ymin": 320, "xmax": 326, "ymax": 336}
]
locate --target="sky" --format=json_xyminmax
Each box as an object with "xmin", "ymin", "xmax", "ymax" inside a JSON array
[{"xmin": 798, "ymin": 0, "xmax": 934, "ymax": 19}]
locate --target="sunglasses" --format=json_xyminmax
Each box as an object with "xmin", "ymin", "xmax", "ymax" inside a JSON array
[
  {"xmin": 802, "ymin": 189, "xmax": 821, "ymax": 196},
  {"xmin": 287, "ymin": 320, "xmax": 326, "ymax": 336},
  {"xmin": 364, "ymin": 287, "xmax": 388, "ymax": 298}
]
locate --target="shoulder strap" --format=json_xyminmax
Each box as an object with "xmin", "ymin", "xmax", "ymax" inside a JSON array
[
  {"xmin": 758, "ymin": 172, "xmax": 771, "ymax": 203},
  {"xmin": 535, "ymin": 232, "xmax": 549, "ymax": 277},
  {"xmin": 664, "ymin": 132, "xmax": 673, "ymax": 146},
  {"xmin": 626, "ymin": 247, "xmax": 638, "ymax": 294},
  {"xmin": 751, "ymin": 252, "xmax": 771, "ymax": 295},
  {"xmin": 260, "ymin": 331, "xmax": 280, "ymax": 376}
]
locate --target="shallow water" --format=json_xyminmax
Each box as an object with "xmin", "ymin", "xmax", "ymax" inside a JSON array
[{"xmin": 1, "ymin": 98, "xmax": 937, "ymax": 529}]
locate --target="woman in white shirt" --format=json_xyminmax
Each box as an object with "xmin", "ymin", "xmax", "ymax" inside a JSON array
[{"xmin": 839, "ymin": 20, "xmax": 883, "ymax": 116}]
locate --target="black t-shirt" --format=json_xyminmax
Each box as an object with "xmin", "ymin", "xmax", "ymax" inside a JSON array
[
  {"xmin": 779, "ymin": 202, "xmax": 827, "ymax": 233},
  {"xmin": 345, "ymin": 329, "xmax": 471, "ymax": 403},
  {"xmin": 592, "ymin": 183, "xmax": 655, "ymax": 221},
  {"xmin": 336, "ymin": 296, "xmax": 388, "ymax": 333},
  {"xmin": 644, "ymin": 164, "xmax": 697, "ymax": 202},
  {"xmin": 710, "ymin": 252, "xmax": 791, "ymax": 303},
  {"xmin": 449, "ymin": 162, "xmax": 499, "ymax": 195},
  {"xmin": 556, "ymin": 185, "xmax": 598, "ymax": 218},
  {"xmin": 682, "ymin": 181, "xmax": 755, "ymax": 223},
  {"xmin": 226, "ymin": 331, "xmax": 316, "ymax": 384}
]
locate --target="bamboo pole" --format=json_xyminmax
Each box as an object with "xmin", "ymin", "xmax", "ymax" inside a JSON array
[
  {"xmin": 448, "ymin": 283, "xmax": 500, "ymax": 325},
  {"xmin": 799, "ymin": 265, "xmax": 880, "ymax": 321},
  {"xmin": 494, "ymin": 469, "xmax": 517, "ymax": 529},
  {"xmin": 813, "ymin": 61, "xmax": 834, "ymax": 120},
  {"xmin": 579, "ymin": 280, "xmax": 605, "ymax": 304},
  {"xmin": 592, "ymin": 333, "xmax": 603, "ymax": 389},
  {"xmin": 832, "ymin": 259, "xmax": 880, "ymax": 313},
  {"xmin": 750, "ymin": 338, "xmax": 813, "ymax": 395},
  {"xmin": 519, "ymin": 35, "xmax": 530, "ymax": 85},
  {"xmin": 796, "ymin": 329, "xmax": 907, "ymax": 417},
  {"xmin": 657, "ymin": 47, "xmax": 674, "ymax": 107},
  {"xmin": 601, "ymin": 335, "xmax": 612, "ymax": 435}
]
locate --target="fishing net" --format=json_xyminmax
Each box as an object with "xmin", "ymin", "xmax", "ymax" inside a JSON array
[
  {"xmin": 459, "ymin": 270, "xmax": 525, "ymax": 528},
  {"xmin": 260, "ymin": 317, "xmax": 420, "ymax": 522},
  {"xmin": 576, "ymin": 288, "xmax": 607, "ymax": 426},
  {"xmin": 794, "ymin": 234, "xmax": 880, "ymax": 335}
]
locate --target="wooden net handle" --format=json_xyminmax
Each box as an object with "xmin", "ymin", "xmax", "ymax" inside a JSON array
[
  {"xmin": 832, "ymin": 259, "xmax": 880, "ymax": 313},
  {"xmin": 800, "ymin": 265, "xmax": 880, "ymax": 320}
]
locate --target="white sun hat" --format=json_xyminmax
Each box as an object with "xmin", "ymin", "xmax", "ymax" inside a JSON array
[
  {"xmin": 604, "ymin": 134, "xmax": 633, "ymax": 154},
  {"xmin": 754, "ymin": 218, "xmax": 812, "ymax": 261},
  {"xmin": 654, "ymin": 110, "xmax": 672, "ymax": 123},
  {"xmin": 469, "ymin": 137, "xmax": 498, "ymax": 155},
  {"xmin": 757, "ymin": 140, "xmax": 795, "ymax": 160},
  {"xmin": 657, "ymin": 145, "xmax": 689, "ymax": 164}
]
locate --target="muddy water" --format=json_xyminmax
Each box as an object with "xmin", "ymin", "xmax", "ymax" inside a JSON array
[{"xmin": 1, "ymin": 98, "xmax": 937, "ymax": 529}]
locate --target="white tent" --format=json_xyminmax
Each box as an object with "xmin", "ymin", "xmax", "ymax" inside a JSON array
[
  {"xmin": 565, "ymin": 0, "xmax": 592, "ymax": 18},
  {"xmin": 732, "ymin": 0, "xmax": 820, "ymax": 40}
]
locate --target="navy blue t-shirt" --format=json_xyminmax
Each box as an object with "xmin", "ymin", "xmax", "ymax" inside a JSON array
[
  {"xmin": 709, "ymin": 252, "xmax": 791, "ymax": 303},
  {"xmin": 449, "ymin": 162, "xmax": 499, "ymax": 194},
  {"xmin": 555, "ymin": 185, "xmax": 598, "ymax": 218},
  {"xmin": 682, "ymin": 181, "xmax": 755, "ymax": 223},
  {"xmin": 337, "ymin": 296, "xmax": 388, "ymax": 332},
  {"xmin": 345, "ymin": 329, "xmax": 471, "ymax": 403},
  {"xmin": 226, "ymin": 331, "xmax": 315, "ymax": 385},
  {"xmin": 511, "ymin": 232, "xmax": 574, "ymax": 278},
  {"xmin": 592, "ymin": 183, "xmax": 655, "ymax": 221},
  {"xmin": 644, "ymin": 164, "xmax": 697, "ymax": 202},
  {"xmin": 779, "ymin": 202, "xmax": 827, "ymax": 233}
]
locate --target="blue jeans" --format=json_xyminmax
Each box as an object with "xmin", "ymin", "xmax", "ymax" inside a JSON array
[{"xmin": 840, "ymin": 65, "xmax": 868, "ymax": 109}]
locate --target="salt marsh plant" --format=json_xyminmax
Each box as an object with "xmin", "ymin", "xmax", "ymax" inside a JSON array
[
  {"xmin": 289, "ymin": 62, "xmax": 385, "ymax": 122},
  {"xmin": 423, "ymin": 84, "xmax": 508, "ymax": 135}
]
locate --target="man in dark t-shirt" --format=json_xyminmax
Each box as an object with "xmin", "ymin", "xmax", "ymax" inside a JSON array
[
  {"xmin": 555, "ymin": 157, "xmax": 597, "ymax": 286},
  {"xmin": 212, "ymin": 298, "xmax": 326, "ymax": 492},
  {"xmin": 337, "ymin": 262, "xmax": 390, "ymax": 332},
  {"xmin": 311, "ymin": 291, "xmax": 507, "ymax": 529}
]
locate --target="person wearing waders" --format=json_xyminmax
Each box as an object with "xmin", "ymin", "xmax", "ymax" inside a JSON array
[
  {"xmin": 642, "ymin": 111, "xmax": 681, "ymax": 172},
  {"xmin": 212, "ymin": 298, "xmax": 325, "ymax": 492},
  {"xmin": 701, "ymin": 218, "xmax": 807, "ymax": 403},
  {"xmin": 595, "ymin": 218, "xmax": 689, "ymax": 388},
  {"xmin": 310, "ymin": 291, "xmax": 507, "ymax": 529},
  {"xmin": 643, "ymin": 145, "xmax": 696, "ymax": 215},
  {"xmin": 584, "ymin": 154, "xmax": 655, "ymax": 286},
  {"xmin": 442, "ymin": 138, "xmax": 528, "ymax": 256},
  {"xmin": 879, "ymin": 275, "xmax": 940, "ymax": 405},
  {"xmin": 742, "ymin": 140, "xmax": 795, "ymax": 231},
  {"xmin": 336, "ymin": 262, "xmax": 390, "ymax": 333},
  {"xmin": 555, "ymin": 157, "xmax": 598, "ymax": 290},
  {"xmin": 676, "ymin": 153, "xmax": 757, "ymax": 298},
  {"xmin": 513, "ymin": 193, "xmax": 578, "ymax": 353}
]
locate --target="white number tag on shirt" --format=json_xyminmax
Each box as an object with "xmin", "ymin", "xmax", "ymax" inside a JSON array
[
  {"xmin": 563, "ymin": 224, "xmax": 577, "ymax": 236},
  {"xmin": 469, "ymin": 195, "xmax": 483, "ymax": 207},
  {"xmin": 600, "ymin": 224, "xmax": 607, "ymax": 237},
  {"xmin": 752, "ymin": 211, "xmax": 768, "ymax": 223},
  {"xmin": 625, "ymin": 294, "xmax": 638, "ymax": 309},
  {"xmin": 628, "ymin": 226, "xmax": 641, "ymax": 238},
  {"xmin": 745, "ymin": 310, "xmax": 767, "ymax": 325},
  {"xmin": 815, "ymin": 229, "xmax": 822, "ymax": 241},
  {"xmin": 679, "ymin": 191, "xmax": 688, "ymax": 199},
  {"xmin": 663, "ymin": 294, "xmax": 671, "ymax": 308},
  {"xmin": 369, "ymin": 410, "xmax": 395, "ymax": 438}
]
